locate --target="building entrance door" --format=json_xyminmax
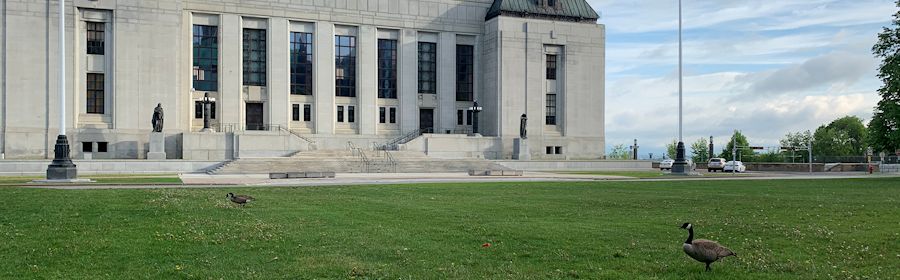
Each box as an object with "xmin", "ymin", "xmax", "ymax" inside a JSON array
[
  {"xmin": 246, "ymin": 103, "xmax": 264, "ymax": 130},
  {"xmin": 419, "ymin": 109, "xmax": 434, "ymax": 133}
]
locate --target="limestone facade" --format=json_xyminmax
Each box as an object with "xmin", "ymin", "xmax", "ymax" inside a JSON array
[{"xmin": 0, "ymin": 0, "xmax": 605, "ymax": 160}]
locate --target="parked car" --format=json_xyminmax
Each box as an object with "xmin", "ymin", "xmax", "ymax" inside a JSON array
[
  {"xmin": 708, "ymin": 158, "xmax": 726, "ymax": 172},
  {"xmin": 660, "ymin": 159, "xmax": 674, "ymax": 170},
  {"xmin": 723, "ymin": 161, "xmax": 747, "ymax": 172},
  {"xmin": 659, "ymin": 159, "xmax": 694, "ymax": 171}
]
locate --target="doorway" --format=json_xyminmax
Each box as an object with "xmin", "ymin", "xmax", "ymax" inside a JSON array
[
  {"xmin": 419, "ymin": 109, "xmax": 434, "ymax": 133},
  {"xmin": 246, "ymin": 103, "xmax": 264, "ymax": 130}
]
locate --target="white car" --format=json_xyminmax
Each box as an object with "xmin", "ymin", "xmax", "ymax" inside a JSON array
[
  {"xmin": 660, "ymin": 159, "xmax": 674, "ymax": 170},
  {"xmin": 660, "ymin": 159, "xmax": 694, "ymax": 171},
  {"xmin": 708, "ymin": 158, "xmax": 726, "ymax": 172},
  {"xmin": 723, "ymin": 161, "xmax": 747, "ymax": 172}
]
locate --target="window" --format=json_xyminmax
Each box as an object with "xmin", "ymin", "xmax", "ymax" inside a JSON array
[
  {"xmin": 546, "ymin": 146, "xmax": 554, "ymax": 155},
  {"xmin": 337, "ymin": 106, "xmax": 344, "ymax": 122},
  {"xmin": 380, "ymin": 107, "xmax": 387, "ymax": 124},
  {"xmin": 335, "ymin": 35, "xmax": 357, "ymax": 97},
  {"xmin": 418, "ymin": 42, "xmax": 437, "ymax": 94},
  {"xmin": 243, "ymin": 28, "xmax": 266, "ymax": 86},
  {"xmin": 86, "ymin": 22, "xmax": 105, "ymax": 55},
  {"xmin": 378, "ymin": 39, "xmax": 398, "ymax": 99},
  {"xmin": 193, "ymin": 25, "xmax": 218, "ymax": 91},
  {"xmin": 546, "ymin": 54, "xmax": 558, "ymax": 80},
  {"xmin": 82, "ymin": 142, "xmax": 93, "ymax": 153},
  {"xmin": 467, "ymin": 110, "xmax": 473, "ymax": 125},
  {"xmin": 194, "ymin": 101, "xmax": 216, "ymax": 119},
  {"xmin": 292, "ymin": 104, "xmax": 300, "ymax": 121},
  {"xmin": 97, "ymin": 142, "xmax": 108, "ymax": 153},
  {"xmin": 547, "ymin": 0, "xmax": 557, "ymax": 7},
  {"xmin": 555, "ymin": 146, "xmax": 563, "ymax": 154},
  {"xmin": 290, "ymin": 32, "xmax": 313, "ymax": 95},
  {"xmin": 86, "ymin": 73, "xmax": 104, "ymax": 114},
  {"xmin": 303, "ymin": 104, "xmax": 312, "ymax": 122},
  {"xmin": 456, "ymin": 45, "xmax": 474, "ymax": 101},
  {"xmin": 457, "ymin": 110, "xmax": 464, "ymax": 125},
  {"xmin": 389, "ymin": 107, "xmax": 396, "ymax": 124},
  {"xmin": 348, "ymin": 106, "xmax": 356, "ymax": 123},
  {"xmin": 546, "ymin": 94, "xmax": 557, "ymax": 125}
]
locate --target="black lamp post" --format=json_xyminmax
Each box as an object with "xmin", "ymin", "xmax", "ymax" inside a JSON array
[
  {"xmin": 46, "ymin": 0, "xmax": 77, "ymax": 180},
  {"xmin": 470, "ymin": 101, "xmax": 483, "ymax": 135},
  {"xmin": 201, "ymin": 93, "xmax": 212, "ymax": 131}
]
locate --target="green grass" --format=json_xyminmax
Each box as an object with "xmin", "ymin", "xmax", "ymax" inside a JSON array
[
  {"xmin": 0, "ymin": 174, "xmax": 182, "ymax": 185},
  {"xmin": 1, "ymin": 178, "xmax": 898, "ymax": 279},
  {"xmin": 552, "ymin": 170, "xmax": 666, "ymax": 178}
]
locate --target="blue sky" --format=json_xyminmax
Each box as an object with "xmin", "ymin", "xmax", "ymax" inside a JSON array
[{"xmin": 588, "ymin": 0, "xmax": 895, "ymax": 158}]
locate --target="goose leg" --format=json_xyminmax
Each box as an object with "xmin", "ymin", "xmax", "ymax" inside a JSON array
[{"xmin": 705, "ymin": 263, "xmax": 711, "ymax": 272}]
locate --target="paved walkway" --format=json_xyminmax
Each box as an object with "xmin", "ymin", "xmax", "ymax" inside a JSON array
[{"xmin": 22, "ymin": 171, "xmax": 898, "ymax": 189}]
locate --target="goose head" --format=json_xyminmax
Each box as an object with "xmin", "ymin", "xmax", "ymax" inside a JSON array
[
  {"xmin": 226, "ymin": 192, "xmax": 234, "ymax": 198},
  {"xmin": 680, "ymin": 222, "xmax": 692, "ymax": 230}
]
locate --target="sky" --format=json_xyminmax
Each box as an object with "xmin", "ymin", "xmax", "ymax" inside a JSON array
[{"xmin": 588, "ymin": 0, "xmax": 895, "ymax": 158}]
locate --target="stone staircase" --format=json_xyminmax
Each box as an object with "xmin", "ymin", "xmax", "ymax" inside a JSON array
[{"xmin": 209, "ymin": 149, "xmax": 510, "ymax": 175}]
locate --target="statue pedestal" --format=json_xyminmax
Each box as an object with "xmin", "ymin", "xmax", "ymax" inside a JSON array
[
  {"xmin": 513, "ymin": 138, "xmax": 531, "ymax": 160},
  {"xmin": 147, "ymin": 132, "xmax": 166, "ymax": 160}
]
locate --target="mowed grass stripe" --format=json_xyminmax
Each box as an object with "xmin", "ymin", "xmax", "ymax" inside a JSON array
[{"xmin": 0, "ymin": 178, "xmax": 897, "ymax": 279}]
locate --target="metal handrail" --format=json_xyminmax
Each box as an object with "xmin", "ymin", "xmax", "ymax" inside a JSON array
[
  {"xmin": 347, "ymin": 141, "xmax": 369, "ymax": 172},
  {"xmin": 384, "ymin": 150, "xmax": 398, "ymax": 173},
  {"xmin": 382, "ymin": 128, "xmax": 433, "ymax": 150},
  {"xmin": 279, "ymin": 127, "xmax": 316, "ymax": 144}
]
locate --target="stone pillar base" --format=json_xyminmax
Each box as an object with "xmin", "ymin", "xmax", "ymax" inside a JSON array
[
  {"xmin": 47, "ymin": 135, "xmax": 78, "ymax": 180},
  {"xmin": 148, "ymin": 132, "xmax": 167, "ymax": 160},
  {"xmin": 513, "ymin": 138, "xmax": 531, "ymax": 160}
]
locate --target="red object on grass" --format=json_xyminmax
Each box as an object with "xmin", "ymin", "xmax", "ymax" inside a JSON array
[{"xmin": 482, "ymin": 243, "xmax": 491, "ymax": 248}]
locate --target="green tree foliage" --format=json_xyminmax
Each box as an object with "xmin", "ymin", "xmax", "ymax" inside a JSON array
[
  {"xmin": 690, "ymin": 137, "xmax": 709, "ymax": 163},
  {"xmin": 812, "ymin": 116, "xmax": 868, "ymax": 157},
  {"xmin": 608, "ymin": 144, "xmax": 631, "ymax": 160},
  {"xmin": 871, "ymin": 2, "xmax": 900, "ymax": 154},
  {"xmin": 719, "ymin": 130, "xmax": 753, "ymax": 161},
  {"xmin": 755, "ymin": 150, "xmax": 783, "ymax": 163},
  {"xmin": 780, "ymin": 131, "xmax": 812, "ymax": 162},
  {"xmin": 665, "ymin": 139, "xmax": 678, "ymax": 159}
]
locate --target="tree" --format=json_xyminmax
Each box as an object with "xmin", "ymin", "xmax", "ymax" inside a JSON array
[
  {"xmin": 871, "ymin": 1, "xmax": 900, "ymax": 154},
  {"xmin": 690, "ymin": 137, "xmax": 709, "ymax": 163},
  {"xmin": 812, "ymin": 116, "xmax": 869, "ymax": 158},
  {"xmin": 779, "ymin": 130, "xmax": 812, "ymax": 162},
  {"xmin": 608, "ymin": 144, "xmax": 631, "ymax": 160},
  {"xmin": 665, "ymin": 139, "xmax": 678, "ymax": 159},
  {"xmin": 719, "ymin": 130, "xmax": 752, "ymax": 161}
]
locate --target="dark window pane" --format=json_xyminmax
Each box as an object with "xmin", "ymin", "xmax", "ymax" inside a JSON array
[
  {"xmin": 195, "ymin": 101, "xmax": 203, "ymax": 119},
  {"xmin": 290, "ymin": 32, "xmax": 314, "ymax": 95},
  {"xmin": 193, "ymin": 25, "xmax": 218, "ymax": 91},
  {"xmin": 337, "ymin": 106, "xmax": 344, "ymax": 122},
  {"xmin": 348, "ymin": 106, "xmax": 356, "ymax": 123},
  {"xmin": 378, "ymin": 39, "xmax": 398, "ymax": 99},
  {"xmin": 335, "ymin": 35, "xmax": 357, "ymax": 97},
  {"xmin": 389, "ymin": 107, "xmax": 396, "ymax": 123},
  {"xmin": 86, "ymin": 22, "xmax": 105, "ymax": 55},
  {"xmin": 546, "ymin": 93, "xmax": 557, "ymax": 125},
  {"xmin": 546, "ymin": 54, "xmax": 558, "ymax": 80},
  {"xmin": 86, "ymin": 73, "xmax": 104, "ymax": 114},
  {"xmin": 292, "ymin": 104, "xmax": 300, "ymax": 121},
  {"xmin": 457, "ymin": 110, "xmax": 464, "ymax": 125},
  {"xmin": 243, "ymin": 28, "xmax": 267, "ymax": 86},
  {"xmin": 97, "ymin": 142, "xmax": 108, "ymax": 153},
  {"xmin": 456, "ymin": 45, "xmax": 474, "ymax": 101},
  {"xmin": 82, "ymin": 142, "xmax": 93, "ymax": 153},
  {"xmin": 303, "ymin": 104, "xmax": 312, "ymax": 121},
  {"xmin": 379, "ymin": 107, "xmax": 386, "ymax": 123},
  {"xmin": 418, "ymin": 42, "xmax": 437, "ymax": 94}
]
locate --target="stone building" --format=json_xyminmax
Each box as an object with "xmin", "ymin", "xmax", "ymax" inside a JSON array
[{"xmin": 0, "ymin": 0, "xmax": 605, "ymax": 161}]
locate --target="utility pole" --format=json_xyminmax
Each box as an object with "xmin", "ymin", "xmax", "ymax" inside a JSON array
[{"xmin": 672, "ymin": 0, "xmax": 689, "ymax": 174}]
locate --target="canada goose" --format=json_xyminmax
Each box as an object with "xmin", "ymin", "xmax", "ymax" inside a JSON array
[
  {"xmin": 680, "ymin": 222, "xmax": 735, "ymax": 271},
  {"xmin": 226, "ymin": 193, "xmax": 255, "ymax": 206}
]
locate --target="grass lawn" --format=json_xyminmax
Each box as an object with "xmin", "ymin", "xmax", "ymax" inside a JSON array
[{"xmin": 1, "ymin": 178, "xmax": 898, "ymax": 279}]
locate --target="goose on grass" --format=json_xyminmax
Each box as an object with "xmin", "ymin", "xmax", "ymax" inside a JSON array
[{"xmin": 680, "ymin": 222, "xmax": 735, "ymax": 271}]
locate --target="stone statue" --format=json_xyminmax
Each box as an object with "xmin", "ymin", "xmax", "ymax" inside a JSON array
[
  {"xmin": 519, "ymin": 113, "xmax": 527, "ymax": 139},
  {"xmin": 152, "ymin": 103, "xmax": 164, "ymax": 133}
]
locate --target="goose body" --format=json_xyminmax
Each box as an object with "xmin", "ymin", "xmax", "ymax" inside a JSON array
[
  {"xmin": 226, "ymin": 193, "xmax": 255, "ymax": 206},
  {"xmin": 680, "ymin": 223, "xmax": 735, "ymax": 271}
]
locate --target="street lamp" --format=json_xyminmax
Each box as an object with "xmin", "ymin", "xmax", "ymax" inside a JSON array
[
  {"xmin": 46, "ymin": 0, "xmax": 77, "ymax": 180},
  {"xmin": 200, "ymin": 92, "xmax": 215, "ymax": 132},
  {"xmin": 469, "ymin": 100, "xmax": 483, "ymax": 136},
  {"xmin": 671, "ymin": 0, "xmax": 689, "ymax": 174}
]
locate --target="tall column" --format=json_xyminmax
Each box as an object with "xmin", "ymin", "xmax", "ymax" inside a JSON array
[
  {"xmin": 357, "ymin": 26, "xmax": 377, "ymax": 135},
  {"xmin": 437, "ymin": 32, "xmax": 456, "ymax": 133},
  {"xmin": 398, "ymin": 29, "xmax": 418, "ymax": 132},
  {"xmin": 219, "ymin": 14, "xmax": 242, "ymax": 127},
  {"xmin": 313, "ymin": 22, "xmax": 335, "ymax": 134},
  {"xmin": 268, "ymin": 18, "xmax": 289, "ymax": 129}
]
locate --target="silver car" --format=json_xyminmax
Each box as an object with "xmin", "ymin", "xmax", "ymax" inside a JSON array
[{"xmin": 708, "ymin": 158, "xmax": 726, "ymax": 172}]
